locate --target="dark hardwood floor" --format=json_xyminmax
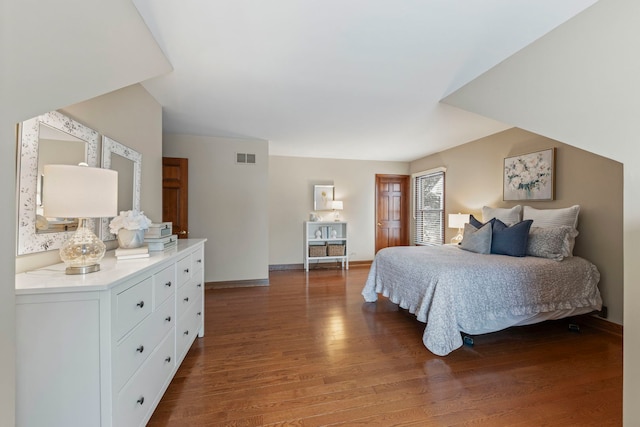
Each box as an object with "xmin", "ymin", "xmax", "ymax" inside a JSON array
[{"xmin": 148, "ymin": 267, "xmax": 622, "ymax": 426}]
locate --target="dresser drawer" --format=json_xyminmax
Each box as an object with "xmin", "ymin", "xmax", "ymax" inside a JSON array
[
  {"xmin": 176, "ymin": 280, "xmax": 196, "ymax": 319},
  {"xmin": 177, "ymin": 295, "xmax": 203, "ymax": 360},
  {"xmin": 176, "ymin": 278, "xmax": 201, "ymax": 319},
  {"xmin": 153, "ymin": 264, "xmax": 176, "ymax": 308},
  {"xmin": 114, "ymin": 296, "xmax": 175, "ymax": 391},
  {"xmin": 176, "ymin": 254, "xmax": 192, "ymax": 287},
  {"xmin": 115, "ymin": 330, "xmax": 175, "ymax": 427},
  {"xmin": 115, "ymin": 277, "xmax": 153, "ymax": 339},
  {"xmin": 192, "ymin": 247, "xmax": 204, "ymax": 275}
]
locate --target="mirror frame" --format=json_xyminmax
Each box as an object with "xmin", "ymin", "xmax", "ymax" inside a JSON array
[
  {"xmin": 17, "ymin": 111, "xmax": 99, "ymax": 255},
  {"xmin": 100, "ymin": 136, "xmax": 142, "ymax": 241}
]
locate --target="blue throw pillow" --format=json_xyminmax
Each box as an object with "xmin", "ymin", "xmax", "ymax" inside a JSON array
[
  {"xmin": 469, "ymin": 214, "xmax": 495, "ymax": 229},
  {"xmin": 491, "ymin": 219, "xmax": 534, "ymax": 257}
]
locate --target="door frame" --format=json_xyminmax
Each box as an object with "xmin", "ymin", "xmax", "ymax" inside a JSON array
[{"xmin": 375, "ymin": 174, "xmax": 410, "ymax": 253}]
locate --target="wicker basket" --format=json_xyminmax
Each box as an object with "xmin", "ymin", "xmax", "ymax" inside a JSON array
[
  {"xmin": 309, "ymin": 245, "xmax": 327, "ymax": 257},
  {"xmin": 327, "ymin": 244, "xmax": 345, "ymax": 256}
]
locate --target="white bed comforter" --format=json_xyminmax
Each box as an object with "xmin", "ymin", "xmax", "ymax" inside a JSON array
[{"xmin": 362, "ymin": 245, "xmax": 602, "ymax": 356}]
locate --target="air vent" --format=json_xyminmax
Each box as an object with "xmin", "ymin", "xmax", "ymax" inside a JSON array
[{"xmin": 235, "ymin": 153, "xmax": 256, "ymax": 164}]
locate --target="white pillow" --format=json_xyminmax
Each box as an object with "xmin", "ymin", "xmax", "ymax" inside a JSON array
[
  {"xmin": 523, "ymin": 205, "xmax": 580, "ymax": 228},
  {"xmin": 482, "ymin": 205, "xmax": 522, "ymax": 226}
]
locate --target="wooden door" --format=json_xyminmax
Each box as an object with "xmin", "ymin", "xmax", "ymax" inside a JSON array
[
  {"xmin": 375, "ymin": 174, "xmax": 410, "ymax": 253},
  {"xmin": 162, "ymin": 157, "xmax": 189, "ymax": 238}
]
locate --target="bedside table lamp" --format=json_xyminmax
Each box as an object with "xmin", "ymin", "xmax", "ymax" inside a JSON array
[
  {"xmin": 43, "ymin": 164, "xmax": 118, "ymax": 275},
  {"xmin": 448, "ymin": 213, "xmax": 470, "ymax": 244},
  {"xmin": 331, "ymin": 200, "xmax": 343, "ymax": 221}
]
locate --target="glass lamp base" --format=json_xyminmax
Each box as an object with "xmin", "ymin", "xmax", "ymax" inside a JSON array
[
  {"xmin": 59, "ymin": 218, "xmax": 106, "ymax": 275},
  {"xmin": 65, "ymin": 264, "xmax": 101, "ymax": 275}
]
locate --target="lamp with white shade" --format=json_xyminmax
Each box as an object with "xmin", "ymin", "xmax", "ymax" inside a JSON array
[
  {"xmin": 43, "ymin": 164, "xmax": 118, "ymax": 275},
  {"xmin": 448, "ymin": 213, "xmax": 470, "ymax": 244},
  {"xmin": 331, "ymin": 200, "xmax": 343, "ymax": 221}
]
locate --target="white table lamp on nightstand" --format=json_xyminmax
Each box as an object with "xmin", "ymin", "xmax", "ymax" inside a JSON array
[{"xmin": 448, "ymin": 213, "xmax": 470, "ymax": 244}]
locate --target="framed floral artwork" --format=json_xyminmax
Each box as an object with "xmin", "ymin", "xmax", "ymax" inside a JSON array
[
  {"xmin": 503, "ymin": 148, "xmax": 555, "ymax": 201},
  {"xmin": 313, "ymin": 185, "xmax": 334, "ymax": 211}
]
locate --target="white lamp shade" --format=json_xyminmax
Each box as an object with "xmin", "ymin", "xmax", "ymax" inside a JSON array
[
  {"xmin": 331, "ymin": 200, "xmax": 343, "ymax": 210},
  {"xmin": 448, "ymin": 213, "xmax": 470, "ymax": 229},
  {"xmin": 43, "ymin": 164, "xmax": 118, "ymax": 218}
]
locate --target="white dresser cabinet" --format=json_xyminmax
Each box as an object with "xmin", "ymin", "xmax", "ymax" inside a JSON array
[{"xmin": 15, "ymin": 239, "xmax": 206, "ymax": 427}]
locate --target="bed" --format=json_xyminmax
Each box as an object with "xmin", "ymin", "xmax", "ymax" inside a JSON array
[{"xmin": 361, "ymin": 205, "xmax": 602, "ymax": 356}]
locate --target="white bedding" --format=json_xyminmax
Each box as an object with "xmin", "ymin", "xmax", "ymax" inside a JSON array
[{"xmin": 362, "ymin": 244, "xmax": 602, "ymax": 356}]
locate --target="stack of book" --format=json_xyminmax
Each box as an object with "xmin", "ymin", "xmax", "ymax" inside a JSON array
[
  {"xmin": 143, "ymin": 222, "xmax": 178, "ymax": 252},
  {"xmin": 144, "ymin": 222, "xmax": 173, "ymax": 239},
  {"xmin": 115, "ymin": 246, "xmax": 150, "ymax": 260},
  {"xmin": 144, "ymin": 234, "xmax": 178, "ymax": 252}
]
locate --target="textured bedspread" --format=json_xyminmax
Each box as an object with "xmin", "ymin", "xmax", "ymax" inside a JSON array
[{"xmin": 362, "ymin": 245, "xmax": 602, "ymax": 356}]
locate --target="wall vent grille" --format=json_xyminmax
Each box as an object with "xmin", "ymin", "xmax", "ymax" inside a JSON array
[{"xmin": 236, "ymin": 153, "xmax": 256, "ymax": 164}]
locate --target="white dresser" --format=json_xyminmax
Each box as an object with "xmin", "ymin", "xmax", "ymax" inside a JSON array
[{"xmin": 15, "ymin": 239, "xmax": 206, "ymax": 427}]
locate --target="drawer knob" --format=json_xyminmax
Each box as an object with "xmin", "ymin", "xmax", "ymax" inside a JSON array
[
  {"xmin": 136, "ymin": 300, "xmax": 145, "ymax": 308},
  {"xmin": 184, "ymin": 268, "xmax": 190, "ymax": 273},
  {"xmin": 197, "ymin": 283, "xmax": 202, "ymax": 288},
  {"xmin": 197, "ymin": 259, "xmax": 202, "ymax": 264},
  {"xmin": 184, "ymin": 330, "xmax": 189, "ymax": 336},
  {"xmin": 137, "ymin": 396, "xmax": 145, "ymax": 405},
  {"xmin": 197, "ymin": 312, "xmax": 202, "ymax": 316},
  {"xmin": 136, "ymin": 345, "xmax": 144, "ymax": 353},
  {"xmin": 184, "ymin": 297, "xmax": 189, "ymax": 302},
  {"xmin": 165, "ymin": 281, "xmax": 172, "ymax": 287},
  {"xmin": 165, "ymin": 356, "xmax": 172, "ymax": 363},
  {"xmin": 165, "ymin": 316, "xmax": 172, "ymax": 322}
]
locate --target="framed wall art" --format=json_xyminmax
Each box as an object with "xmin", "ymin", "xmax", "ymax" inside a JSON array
[
  {"xmin": 504, "ymin": 148, "xmax": 555, "ymax": 201},
  {"xmin": 313, "ymin": 185, "xmax": 334, "ymax": 211}
]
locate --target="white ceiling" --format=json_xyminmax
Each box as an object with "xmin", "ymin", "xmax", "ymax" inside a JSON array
[{"xmin": 132, "ymin": 0, "xmax": 598, "ymax": 162}]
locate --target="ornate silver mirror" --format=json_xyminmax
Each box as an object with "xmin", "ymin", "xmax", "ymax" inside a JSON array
[
  {"xmin": 17, "ymin": 111, "xmax": 99, "ymax": 255},
  {"xmin": 100, "ymin": 136, "xmax": 142, "ymax": 241}
]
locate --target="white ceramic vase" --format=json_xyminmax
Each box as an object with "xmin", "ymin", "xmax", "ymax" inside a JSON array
[{"xmin": 117, "ymin": 229, "xmax": 145, "ymax": 249}]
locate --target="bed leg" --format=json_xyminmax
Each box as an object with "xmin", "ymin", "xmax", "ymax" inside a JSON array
[{"xmin": 463, "ymin": 335, "xmax": 474, "ymax": 346}]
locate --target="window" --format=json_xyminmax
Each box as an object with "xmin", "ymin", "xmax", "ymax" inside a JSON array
[{"xmin": 413, "ymin": 169, "xmax": 445, "ymax": 245}]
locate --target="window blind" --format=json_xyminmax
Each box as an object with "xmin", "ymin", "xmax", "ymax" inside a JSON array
[{"xmin": 414, "ymin": 170, "xmax": 444, "ymax": 245}]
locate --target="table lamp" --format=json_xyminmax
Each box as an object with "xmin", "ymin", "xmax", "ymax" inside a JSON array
[
  {"xmin": 331, "ymin": 200, "xmax": 343, "ymax": 221},
  {"xmin": 43, "ymin": 164, "xmax": 118, "ymax": 274},
  {"xmin": 448, "ymin": 213, "xmax": 470, "ymax": 244}
]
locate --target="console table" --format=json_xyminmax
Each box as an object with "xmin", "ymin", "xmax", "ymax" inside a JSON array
[{"xmin": 15, "ymin": 239, "xmax": 206, "ymax": 427}]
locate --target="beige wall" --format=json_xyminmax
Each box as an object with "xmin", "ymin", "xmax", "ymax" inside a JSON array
[
  {"xmin": 268, "ymin": 156, "xmax": 409, "ymax": 265},
  {"xmin": 442, "ymin": 0, "xmax": 638, "ymax": 419},
  {"xmin": 3, "ymin": 0, "xmax": 171, "ymax": 423},
  {"xmin": 411, "ymin": 128, "xmax": 623, "ymax": 325},
  {"xmin": 15, "ymin": 84, "xmax": 164, "ymax": 273},
  {"xmin": 163, "ymin": 134, "xmax": 270, "ymax": 283},
  {"xmin": 0, "ymin": 119, "xmax": 17, "ymax": 427}
]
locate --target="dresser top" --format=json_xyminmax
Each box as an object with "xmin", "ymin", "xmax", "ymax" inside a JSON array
[{"xmin": 15, "ymin": 239, "xmax": 206, "ymax": 295}]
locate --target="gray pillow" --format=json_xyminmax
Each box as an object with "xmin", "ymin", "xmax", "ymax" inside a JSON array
[
  {"xmin": 460, "ymin": 222, "xmax": 492, "ymax": 254},
  {"xmin": 527, "ymin": 226, "xmax": 579, "ymax": 261},
  {"xmin": 482, "ymin": 205, "xmax": 522, "ymax": 226}
]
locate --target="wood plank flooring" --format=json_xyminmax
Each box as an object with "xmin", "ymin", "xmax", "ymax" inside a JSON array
[{"xmin": 148, "ymin": 267, "xmax": 622, "ymax": 426}]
